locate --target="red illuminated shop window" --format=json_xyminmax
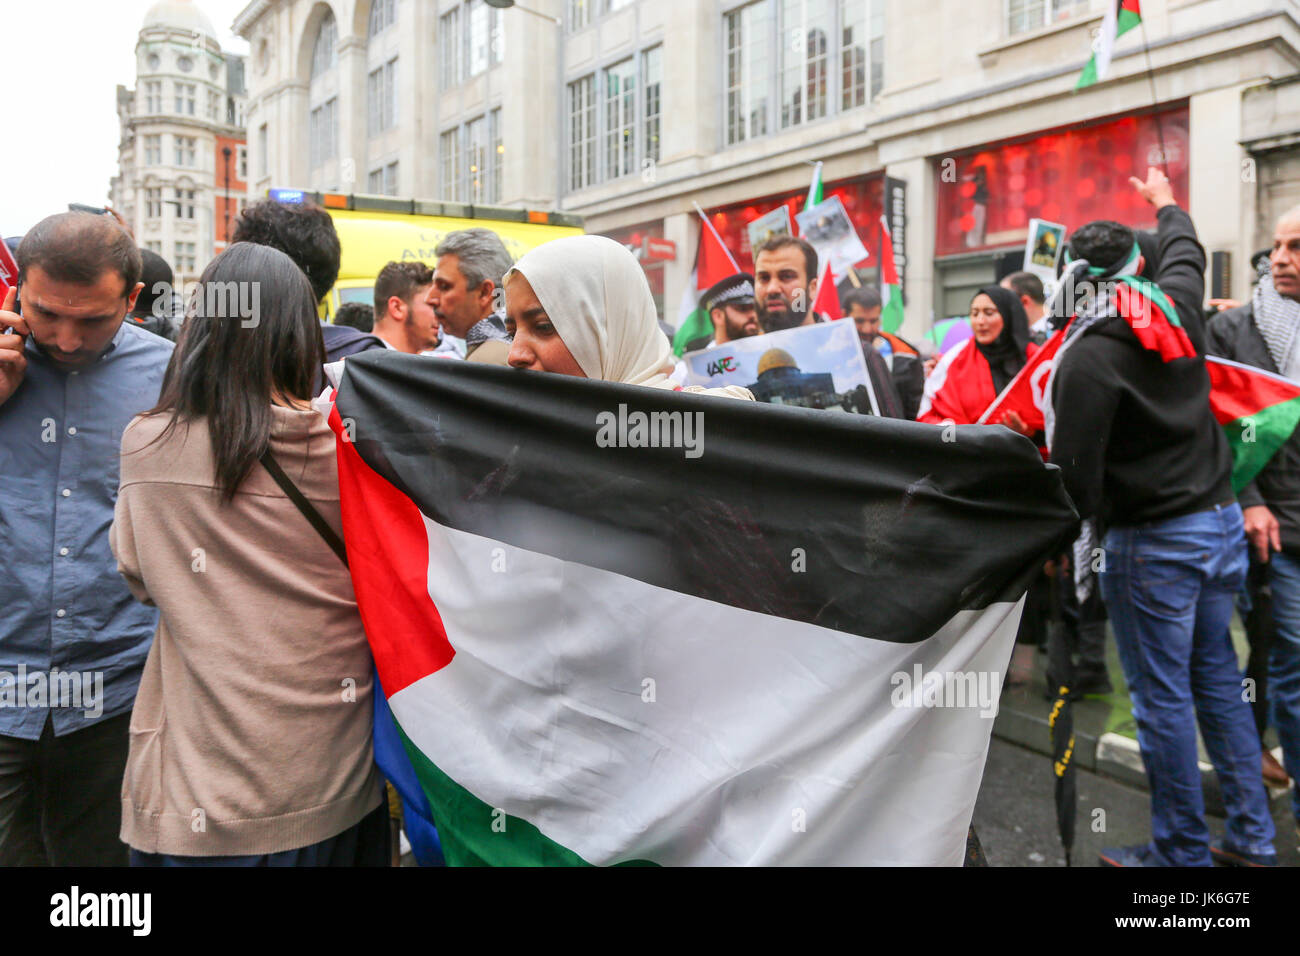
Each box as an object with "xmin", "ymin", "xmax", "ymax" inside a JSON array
[
  {"xmin": 601, "ymin": 221, "xmax": 667, "ymax": 318},
  {"xmin": 706, "ymin": 174, "xmax": 884, "ymax": 277},
  {"xmin": 934, "ymin": 106, "xmax": 1190, "ymax": 258}
]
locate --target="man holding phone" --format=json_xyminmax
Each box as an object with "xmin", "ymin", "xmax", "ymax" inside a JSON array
[{"xmin": 0, "ymin": 211, "xmax": 172, "ymax": 865}]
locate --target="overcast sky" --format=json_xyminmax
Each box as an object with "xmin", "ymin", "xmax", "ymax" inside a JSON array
[{"xmin": 2, "ymin": 1, "xmax": 250, "ymax": 239}]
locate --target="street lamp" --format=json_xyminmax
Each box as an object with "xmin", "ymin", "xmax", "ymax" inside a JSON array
[
  {"xmin": 222, "ymin": 146, "xmax": 232, "ymax": 244},
  {"xmin": 483, "ymin": 0, "xmax": 560, "ymax": 26}
]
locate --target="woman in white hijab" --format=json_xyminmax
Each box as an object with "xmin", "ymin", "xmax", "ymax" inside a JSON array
[{"xmin": 504, "ymin": 235, "xmax": 752, "ymax": 399}]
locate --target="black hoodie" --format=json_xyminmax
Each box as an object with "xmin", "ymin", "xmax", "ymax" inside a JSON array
[{"xmin": 1049, "ymin": 205, "xmax": 1233, "ymax": 526}]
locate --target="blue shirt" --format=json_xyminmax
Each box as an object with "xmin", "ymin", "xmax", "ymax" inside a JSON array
[{"xmin": 0, "ymin": 322, "xmax": 173, "ymax": 739}]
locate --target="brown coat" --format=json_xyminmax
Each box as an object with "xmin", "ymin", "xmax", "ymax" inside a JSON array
[{"xmin": 110, "ymin": 406, "xmax": 383, "ymax": 856}]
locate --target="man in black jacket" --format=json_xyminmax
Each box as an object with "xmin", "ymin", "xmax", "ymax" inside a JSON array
[
  {"xmin": 1050, "ymin": 167, "xmax": 1276, "ymax": 867},
  {"xmin": 1207, "ymin": 204, "xmax": 1300, "ymax": 828}
]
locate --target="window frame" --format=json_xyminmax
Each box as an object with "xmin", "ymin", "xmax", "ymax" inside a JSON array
[
  {"xmin": 1005, "ymin": 0, "xmax": 1090, "ymax": 37},
  {"xmin": 722, "ymin": 0, "xmax": 882, "ymax": 149},
  {"xmin": 440, "ymin": 127, "xmax": 463, "ymax": 201},
  {"xmin": 440, "ymin": 8, "xmax": 463, "ymax": 88}
]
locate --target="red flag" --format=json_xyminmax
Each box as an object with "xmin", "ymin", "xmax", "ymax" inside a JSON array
[
  {"xmin": 697, "ymin": 217, "xmax": 737, "ymax": 291},
  {"xmin": 0, "ymin": 236, "xmax": 18, "ymax": 300},
  {"xmin": 812, "ymin": 261, "xmax": 841, "ymax": 320},
  {"xmin": 977, "ymin": 325, "xmax": 1068, "ymax": 430}
]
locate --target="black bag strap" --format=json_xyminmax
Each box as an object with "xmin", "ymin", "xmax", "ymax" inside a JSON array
[{"xmin": 259, "ymin": 450, "xmax": 349, "ymax": 568}]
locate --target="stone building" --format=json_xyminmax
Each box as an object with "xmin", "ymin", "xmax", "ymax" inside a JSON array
[
  {"xmin": 233, "ymin": 0, "xmax": 1300, "ymax": 336},
  {"xmin": 110, "ymin": 0, "xmax": 248, "ymax": 285}
]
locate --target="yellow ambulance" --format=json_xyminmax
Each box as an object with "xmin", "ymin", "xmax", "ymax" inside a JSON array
[{"xmin": 266, "ymin": 188, "xmax": 584, "ymax": 319}]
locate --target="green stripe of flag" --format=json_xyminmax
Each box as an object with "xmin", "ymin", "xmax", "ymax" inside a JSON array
[
  {"xmin": 1224, "ymin": 396, "xmax": 1300, "ymax": 493},
  {"xmin": 396, "ymin": 721, "xmax": 657, "ymax": 867}
]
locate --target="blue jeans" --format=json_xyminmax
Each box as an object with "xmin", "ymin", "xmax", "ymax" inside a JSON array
[
  {"xmin": 1100, "ymin": 503, "xmax": 1275, "ymax": 865},
  {"xmin": 1262, "ymin": 551, "xmax": 1300, "ymax": 825}
]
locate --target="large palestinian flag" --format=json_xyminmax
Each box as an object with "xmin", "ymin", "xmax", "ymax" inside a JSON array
[{"xmin": 326, "ymin": 353, "xmax": 1077, "ymax": 866}]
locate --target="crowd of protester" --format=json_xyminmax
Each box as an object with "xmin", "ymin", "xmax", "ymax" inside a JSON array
[{"xmin": 1, "ymin": 161, "xmax": 1299, "ymax": 867}]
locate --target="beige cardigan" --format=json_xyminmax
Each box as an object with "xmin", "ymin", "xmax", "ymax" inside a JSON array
[{"xmin": 110, "ymin": 406, "xmax": 383, "ymax": 857}]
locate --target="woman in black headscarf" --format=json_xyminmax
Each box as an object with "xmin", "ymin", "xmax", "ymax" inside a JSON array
[{"xmin": 918, "ymin": 284, "xmax": 1038, "ymax": 429}]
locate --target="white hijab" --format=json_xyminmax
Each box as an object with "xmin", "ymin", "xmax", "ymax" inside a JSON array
[{"xmin": 505, "ymin": 235, "xmax": 675, "ymax": 386}]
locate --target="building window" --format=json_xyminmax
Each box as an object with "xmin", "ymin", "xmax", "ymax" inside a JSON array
[
  {"xmin": 466, "ymin": 115, "xmax": 488, "ymax": 203},
  {"xmin": 466, "ymin": 0, "xmax": 504, "ymax": 76},
  {"xmin": 440, "ymin": 8, "xmax": 462, "ymax": 87},
  {"xmin": 144, "ymin": 240, "xmax": 162, "ymax": 255},
  {"xmin": 174, "ymin": 136, "xmax": 197, "ymax": 167},
  {"xmin": 144, "ymin": 80, "xmax": 161, "ymax": 113},
  {"xmin": 368, "ymin": 161, "xmax": 399, "ymax": 196},
  {"xmin": 441, "ymin": 127, "xmax": 463, "ymax": 201},
  {"xmin": 368, "ymin": 58, "xmax": 398, "ymax": 136},
  {"xmin": 174, "ymin": 188, "xmax": 195, "ymax": 220},
  {"xmin": 369, "ymin": 0, "xmax": 396, "ymax": 36},
  {"xmin": 642, "ymin": 45, "xmax": 661, "ymax": 166},
  {"xmin": 603, "ymin": 58, "xmax": 636, "ymax": 181},
  {"xmin": 726, "ymin": 0, "xmax": 882, "ymax": 147},
  {"xmin": 145, "ymin": 186, "xmax": 162, "ymax": 219},
  {"xmin": 1007, "ymin": 0, "xmax": 1088, "ymax": 35},
  {"xmin": 311, "ymin": 12, "xmax": 338, "ymax": 78},
  {"xmin": 175, "ymin": 82, "xmax": 196, "ymax": 115},
  {"xmin": 207, "ymin": 90, "xmax": 221, "ymax": 120},
  {"xmin": 175, "ymin": 241, "xmax": 197, "ymax": 273},
  {"xmin": 490, "ymin": 107, "xmax": 503, "ymax": 203},
  {"xmin": 258, "ymin": 124, "xmax": 268, "ymax": 177},
  {"xmin": 237, "ymin": 145, "xmax": 248, "ymax": 180},
  {"xmin": 869, "ymin": 0, "xmax": 884, "ymax": 99},
  {"xmin": 726, "ymin": 0, "xmax": 773, "ymax": 145},
  {"xmin": 779, "ymin": 0, "xmax": 831, "ymax": 129},
  {"xmin": 310, "ymin": 98, "xmax": 337, "ymax": 167},
  {"xmin": 144, "ymin": 135, "xmax": 161, "ymax": 165},
  {"xmin": 567, "ymin": 74, "xmax": 597, "ymax": 191},
  {"xmin": 568, "ymin": 0, "xmax": 591, "ymax": 31}
]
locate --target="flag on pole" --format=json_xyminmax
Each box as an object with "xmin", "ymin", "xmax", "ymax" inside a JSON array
[
  {"xmin": 672, "ymin": 266, "xmax": 712, "ymax": 357},
  {"xmin": 1207, "ymin": 355, "xmax": 1300, "ymax": 493},
  {"xmin": 1076, "ymin": 0, "xmax": 1142, "ymax": 89},
  {"xmin": 673, "ymin": 206, "xmax": 742, "ymax": 357},
  {"xmin": 804, "ymin": 161, "xmax": 824, "ymax": 211},
  {"xmin": 879, "ymin": 214, "xmax": 904, "ymax": 333},
  {"xmin": 325, "ymin": 353, "xmax": 1077, "ymax": 866},
  {"xmin": 811, "ymin": 261, "xmax": 841, "ymax": 320},
  {"xmin": 977, "ymin": 326, "xmax": 1067, "ymax": 430}
]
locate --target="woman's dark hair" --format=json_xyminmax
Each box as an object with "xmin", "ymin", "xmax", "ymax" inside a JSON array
[{"xmin": 145, "ymin": 242, "xmax": 325, "ymax": 501}]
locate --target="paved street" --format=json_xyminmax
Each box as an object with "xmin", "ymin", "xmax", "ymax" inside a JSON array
[{"xmin": 973, "ymin": 736, "xmax": 1300, "ymax": 867}]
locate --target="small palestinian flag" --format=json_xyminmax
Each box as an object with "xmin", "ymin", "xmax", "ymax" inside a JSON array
[
  {"xmin": 673, "ymin": 217, "xmax": 740, "ymax": 357},
  {"xmin": 879, "ymin": 214, "xmax": 905, "ymax": 333},
  {"xmin": 1076, "ymin": 0, "xmax": 1141, "ymax": 89},
  {"xmin": 326, "ymin": 353, "xmax": 1077, "ymax": 866},
  {"xmin": 1207, "ymin": 355, "xmax": 1300, "ymax": 493},
  {"xmin": 805, "ymin": 161, "xmax": 824, "ymax": 211}
]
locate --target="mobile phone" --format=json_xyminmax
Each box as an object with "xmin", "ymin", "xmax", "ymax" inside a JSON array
[{"xmin": 68, "ymin": 203, "xmax": 110, "ymax": 216}]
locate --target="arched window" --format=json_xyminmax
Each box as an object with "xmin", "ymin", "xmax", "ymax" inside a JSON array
[{"xmin": 311, "ymin": 11, "xmax": 338, "ymax": 79}]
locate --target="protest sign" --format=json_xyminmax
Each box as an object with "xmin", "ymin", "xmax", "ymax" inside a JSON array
[{"xmin": 682, "ymin": 320, "xmax": 878, "ymax": 414}]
